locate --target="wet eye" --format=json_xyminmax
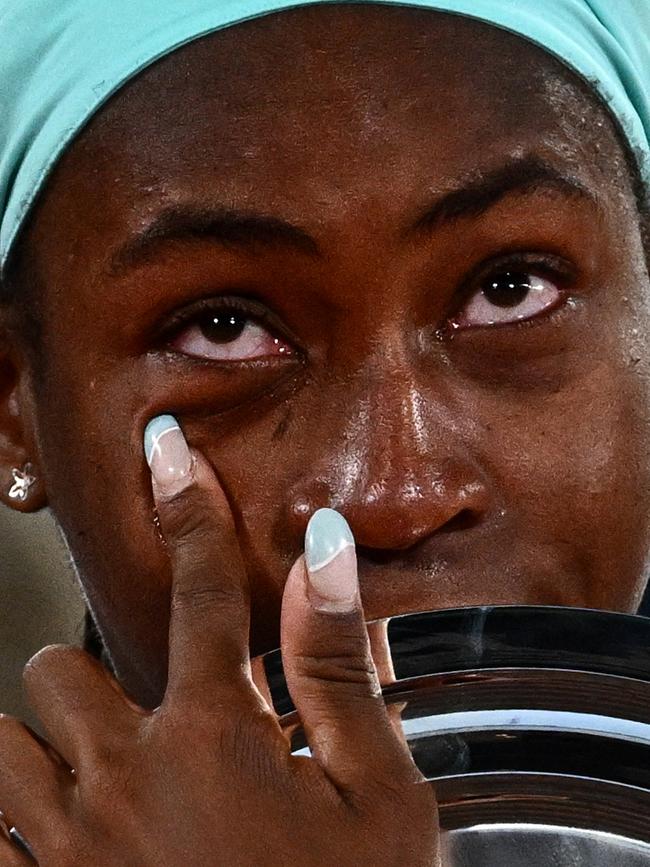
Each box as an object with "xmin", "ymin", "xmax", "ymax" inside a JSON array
[
  {"xmin": 169, "ymin": 307, "xmax": 293, "ymax": 361},
  {"xmin": 453, "ymin": 270, "xmax": 563, "ymax": 330}
]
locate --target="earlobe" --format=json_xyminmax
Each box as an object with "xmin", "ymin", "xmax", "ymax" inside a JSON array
[
  {"xmin": 6, "ymin": 461, "xmax": 39, "ymax": 507},
  {"xmin": 0, "ymin": 336, "xmax": 48, "ymax": 513}
]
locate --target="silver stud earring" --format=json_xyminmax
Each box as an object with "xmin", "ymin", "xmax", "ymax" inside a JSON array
[{"xmin": 8, "ymin": 462, "xmax": 36, "ymax": 502}]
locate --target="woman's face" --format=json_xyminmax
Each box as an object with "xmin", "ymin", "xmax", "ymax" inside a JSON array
[{"xmin": 5, "ymin": 5, "xmax": 650, "ymax": 707}]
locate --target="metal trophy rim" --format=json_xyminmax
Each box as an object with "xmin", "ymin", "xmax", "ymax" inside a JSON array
[{"xmin": 262, "ymin": 605, "xmax": 650, "ymax": 850}]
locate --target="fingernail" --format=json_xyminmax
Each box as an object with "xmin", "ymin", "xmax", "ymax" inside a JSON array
[
  {"xmin": 144, "ymin": 414, "xmax": 193, "ymax": 497},
  {"xmin": 305, "ymin": 508, "xmax": 358, "ymax": 612}
]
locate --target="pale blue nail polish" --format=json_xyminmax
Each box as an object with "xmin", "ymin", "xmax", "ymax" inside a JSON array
[
  {"xmin": 305, "ymin": 508, "xmax": 355, "ymax": 573},
  {"xmin": 144, "ymin": 414, "xmax": 180, "ymax": 467}
]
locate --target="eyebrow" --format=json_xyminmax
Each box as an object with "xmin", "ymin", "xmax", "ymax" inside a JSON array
[
  {"xmin": 407, "ymin": 155, "xmax": 596, "ymax": 236},
  {"xmin": 108, "ymin": 208, "xmax": 320, "ymax": 275},
  {"xmin": 107, "ymin": 155, "xmax": 596, "ymax": 275}
]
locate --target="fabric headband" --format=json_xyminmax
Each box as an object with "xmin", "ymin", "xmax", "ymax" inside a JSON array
[{"xmin": 1, "ymin": 0, "xmax": 649, "ymax": 278}]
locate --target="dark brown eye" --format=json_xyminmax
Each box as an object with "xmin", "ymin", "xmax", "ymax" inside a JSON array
[
  {"xmin": 483, "ymin": 272, "xmax": 533, "ymax": 308},
  {"xmin": 170, "ymin": 306, "xmax": 293, "ymax": 361},
  {"xmin": 454, "ymin": 270, "xmax": 562, "ymax": 330},
  {"xmin": 198, "ymin": 311, "xmax": 247, "ymax": 344}
]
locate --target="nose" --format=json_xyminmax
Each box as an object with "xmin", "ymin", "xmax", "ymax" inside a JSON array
[
  {"xmin": 286, "ymin": 359, "xmax": 491, "ymax": 552},
  {"xmin": 343, "ymin": 471, "xmax": 488, "ymax": 552}
]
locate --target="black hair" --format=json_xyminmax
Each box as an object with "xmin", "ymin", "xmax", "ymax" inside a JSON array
[{"xmin": 0, "ymin": 230, "xmax": 45, "ymax": 374}]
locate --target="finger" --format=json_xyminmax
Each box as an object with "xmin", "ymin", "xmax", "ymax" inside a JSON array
[
  {"xmin": 367, "ymin": 620, "xmax": 409, "ymax": 749},
  {"xmin": 144, "ymin": 415, "xmax": 251, "ymax": 706},
  {"xmin": 0, "ymin": 833, "xmax": 35, "ymax": 867},
  {"xmin": 22, "ymin": 645, "xmax": 139, "ymax": 769},
  {"xmin": 281, "ymin": 509, "xmax": 421, "ymax": 792},
  {"xmin": 251, "ymin": 656, "xmax": 275, "ymax": 715},
  {"xmin": 0, "ymin": 715, "xmax": 69, "ymax": 844},
  {"xmin": 0, "ymin": 813, "xmax": 36, "ymax": 865},
  {"xmin": 0, "ymin": 812, "xmax": 34, "ymax": 865},
  {"xmin": 367, "ymin": 620, "xmax": 396, "ymax": 685}
]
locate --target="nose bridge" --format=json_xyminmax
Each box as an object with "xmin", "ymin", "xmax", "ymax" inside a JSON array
[
  {"xmin": 345, "ymin": 347, "xmax": 435, "ymax": 493},
  {"xmin": 288, "ymin": 340, "xmax": 490, "ymax": 550}
]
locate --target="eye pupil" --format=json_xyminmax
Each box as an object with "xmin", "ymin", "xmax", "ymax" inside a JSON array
[
  {"xmin": 483, "ymin": 271, "xmax": 532, "ymax": 308},
  {"xmin": 199, "ymin": 311, "xmax": 247, "ymax": 344}
]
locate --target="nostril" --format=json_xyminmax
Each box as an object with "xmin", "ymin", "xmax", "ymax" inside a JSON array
[
  {"xmin": 440, "ymin": 508, "xmax": 480, "ymax": 533},
  {"xmin": 356, "ymin": 544, "xmax": 406, "ymax": 565},
  {"xmin": 354, "ymin": 509, "xmax": 480, "ymax": 563}
]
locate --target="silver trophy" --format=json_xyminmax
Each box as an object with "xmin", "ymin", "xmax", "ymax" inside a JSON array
[{"xmin": 263, "ymin": 606, "xmax": 650, "ymax": 865}]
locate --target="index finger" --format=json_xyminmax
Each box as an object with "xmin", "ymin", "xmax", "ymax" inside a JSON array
[{"xmin": 144, "ymin": 415, "xmax": 251, "ymax": 706}]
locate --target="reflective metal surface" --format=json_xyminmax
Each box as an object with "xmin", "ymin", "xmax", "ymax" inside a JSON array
[
  {"xmin": 263, "ymin": 606, "xmax": 650, "ymax": 863},
  {"xmin": 446, "ymin": 825, "xmax": 650, "ymax": 866}
]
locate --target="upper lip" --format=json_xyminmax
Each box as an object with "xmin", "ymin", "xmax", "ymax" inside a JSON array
[{"xmin": 353, "ymin": 535, "xmax": 457, "ymax": 620}]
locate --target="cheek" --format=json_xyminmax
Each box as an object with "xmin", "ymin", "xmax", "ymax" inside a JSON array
[
  {"xmin": 34, "ymin": 374, "xmax": 176, "ymax": 702},
  {"xmin": 484, "ymin": 359, "xmax": 650, "ymax": 608},
  {"xmin": 37, "ymin": 344, "xmax": 303, "ymax": 680},
  {"xmin": 213, "ymin": 475, "xmax": 287, "ymax": 655}
]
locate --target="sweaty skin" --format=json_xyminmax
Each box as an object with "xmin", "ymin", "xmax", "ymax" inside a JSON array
[{"xmin": 1, "ymin": 5, "xmax": 650, "ymax": 712}]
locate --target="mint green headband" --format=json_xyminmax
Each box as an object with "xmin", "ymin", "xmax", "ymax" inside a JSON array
[{"xmin": 1, "ymin": 0, "xmax": 649, "ymax": 277}]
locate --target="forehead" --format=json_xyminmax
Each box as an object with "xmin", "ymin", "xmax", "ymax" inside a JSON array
[{"xmin": 30, "ymin": 3, "xmax": 633, "ymax": 268}]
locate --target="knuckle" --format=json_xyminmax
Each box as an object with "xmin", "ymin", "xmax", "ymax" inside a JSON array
[
  {"xmin": 292, "ymin": 649, "xmax": 378, "ymax": 689},
  {"xmin": 80, "ymin": 738, "xmax": 127, "ymax": 773},
  {"xmin": 159, "ymin": 485, "xmax": 213, "ymax": 544},
  {"xmin": 374, "ymin": 778, "xmax": 439, "ymax": 828},
  {"xmin": 212, "ymin": 711, "xmax": 281, "ymax": 782},
  {"xmin": 171, "ymin": 582, "xmax": 241, "ymax": 616},
  {"xmin": 169, "ymin": 677, "xmax": 251, "ymax": 726},
  {"xmin": 81, "ymin": 761, "xmax": 137, "ymax": 811},
  {"xmin": 23, "ymin": 644, "xmax": 87, "ymax": 683}
]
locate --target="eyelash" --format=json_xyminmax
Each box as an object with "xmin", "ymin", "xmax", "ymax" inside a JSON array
[
  {"xmin": 160, "ymin": 252, "xmax": 577, "ymax": 354},
  {"xmin": 160, "ymin": 294, "xmax": 289, "ymax": 347},
  {"xmin": 444, "ymin": 251, "xmax": 575, "ymax": 330}
]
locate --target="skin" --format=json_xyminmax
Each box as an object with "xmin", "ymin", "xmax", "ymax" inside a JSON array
[
  {"xmin": 0, "ymin": 4, "xmax": 649, "ymax": 861},
  {"xmin": 0, "ymin": 450, "xmax": 439, "ymax": 865}
]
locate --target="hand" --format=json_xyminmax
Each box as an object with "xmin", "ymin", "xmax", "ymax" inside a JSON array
[{"xmin": 0, "ymin": 430, "xmax": 439, "ymax": 866}]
